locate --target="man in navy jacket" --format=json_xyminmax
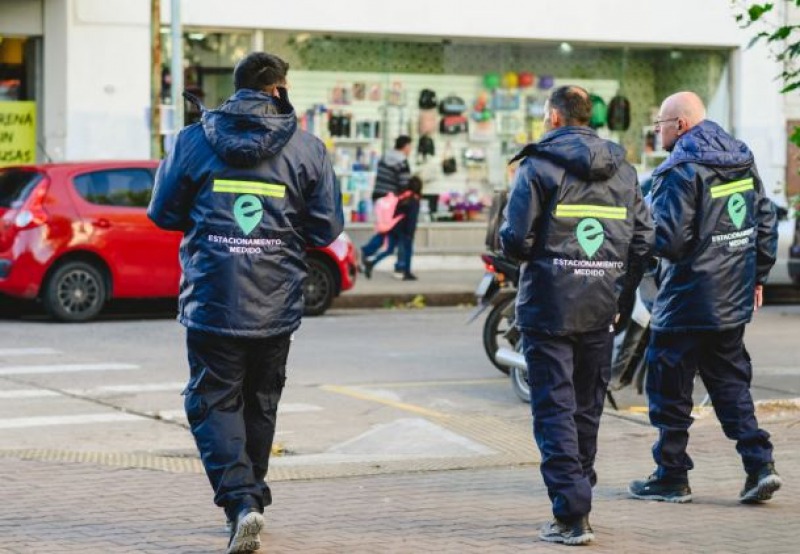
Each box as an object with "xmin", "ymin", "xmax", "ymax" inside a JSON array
[
  {"xmin": 500, "ymin": 86, "xmax": 653, "ymax": 545},
  {"xmin": 628, "ymin": 91, "xmax": 781, "ymax": 506},
  {"xmin": 148, "ymin": 52, "xmax": 342, "ymax": 554}
]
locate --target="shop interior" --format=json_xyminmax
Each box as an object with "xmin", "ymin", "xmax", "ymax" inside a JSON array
[{"xmin": 163, "ymin": 30, "xmax": 732, "ymax": 226}]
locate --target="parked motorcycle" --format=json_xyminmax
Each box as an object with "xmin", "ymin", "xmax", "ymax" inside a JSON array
[
  {"xmin": 495, "ymin": 270, "xmax": 657, "ymax": 405},
  {"xmin": 467, "ymin": 252, "xmax": 520, "ymax": 374}
]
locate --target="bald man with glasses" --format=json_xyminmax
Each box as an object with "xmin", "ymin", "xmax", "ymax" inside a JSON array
[{"xmin": 629, "ymin": 91, "xmax": 781, "ymax": 505}]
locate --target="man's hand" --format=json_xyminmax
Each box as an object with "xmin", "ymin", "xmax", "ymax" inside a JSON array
[{"xmin": 754, "ymin": 284, "xmax": 763, "ymax": 312}]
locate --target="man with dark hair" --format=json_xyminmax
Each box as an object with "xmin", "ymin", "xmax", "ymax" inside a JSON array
[
  {"xmin": 629, "ymin": 92, "xmax": 781, "ymax": 505},
  {"xmin": 500, "ymin": 85, "xmax": 653, "ymax": 545},
  {"xmin": 148, "ymin": 51, "xmax": 343, "ymax": 554},
  {"xmin": 361, "ymin": 135, "xmax": 418, "ymax": 280}
]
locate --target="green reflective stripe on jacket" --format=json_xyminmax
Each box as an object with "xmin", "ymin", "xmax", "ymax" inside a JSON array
[
  {"xmin": 213, "ymin": 179, "xmax": 286, "ymax": 198},
  {"xmin": 555, "ymin": 204, "xmax": 627, "ymax": 220},
  {"xmin": 709, "ymin": 178, "xmax": 753, "ymax": 199}
]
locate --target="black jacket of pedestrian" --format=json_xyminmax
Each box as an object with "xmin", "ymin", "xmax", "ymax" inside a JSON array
[
  {"xmin": 649, "ymin": 119, "xmax": 777, "ymax": 332},
  {"xmin": 500, "ymin": 126, "xmax": 654, "ymax": 335},
  {"xmin": 372, "ymin": 149, "xmax": 411, "ymax": 200},
  {"xmin": 148, "ymin": 89, "xmax": 343, "ymax": 337}
]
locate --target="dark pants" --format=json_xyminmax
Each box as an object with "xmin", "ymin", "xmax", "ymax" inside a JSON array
[
  {"xmin": 184, "ymin": 329, "xmax": 291, "ymax": 518},
  {"xmin": 522, "ymin": 328, "xmax": 613, "ymax": 522},
  {"xmin": 646, "ymin": 326, "xmax": 773, "ymax": 479}
]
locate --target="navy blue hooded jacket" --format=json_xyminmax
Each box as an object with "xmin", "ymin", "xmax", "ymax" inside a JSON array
[
  {"xmin": 500, "ymin": 126, "xmax": 654, "ymax": 335},
  {"xmin": 148, "ymin": 89, "xmax": 343, "ymax": 337},
  {"xmin": 649, "ymin": 120, "xmax": 777, "ymax": 332}
]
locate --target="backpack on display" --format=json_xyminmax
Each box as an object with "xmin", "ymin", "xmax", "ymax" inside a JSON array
[
  {"xmin": 418, "ymin": 88, "xmax": 438, "ymax": 109},
  {"xmin": 607, "ymin": 94, "xmax": 631, "ymax": 131},
  {"xmin": 440, "ymin": 115, "xmax": 469, "ymax": 135},
  {"xmin": 417, "ymin": 135, "xmax": 435, "ymax": 160},
  {"xmin": 589, "ymin": 94, "xmax": 607, "ymax": 129}
]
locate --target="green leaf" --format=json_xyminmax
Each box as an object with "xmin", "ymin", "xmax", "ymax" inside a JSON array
[
  {"xmin": 768, "ymin": 26, "xmax": 793, "ymax": 41},
  {"xmin": 780, "ymin": 81, "xmax": 800, "ymax": 93},
  {"xmin": 790, "ymin": 127, "xmax": 800, "ymax": 147},
  {"xmin": 747, "ymin": 31, "xmax": 770, "ymax": 49},
  {"xmin": 748, "ymin": 3, "xmax": 774, "ymax": 21}
]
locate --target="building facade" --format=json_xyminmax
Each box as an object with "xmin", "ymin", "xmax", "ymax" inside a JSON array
[{"xmin": 0, "ymin": 0, "xmax": 792, "ymax": 204}]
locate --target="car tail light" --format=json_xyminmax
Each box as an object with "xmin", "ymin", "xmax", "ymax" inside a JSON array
[{"xmin": 13, "ymin": 184, "xmax": 48, "ymax": 230}]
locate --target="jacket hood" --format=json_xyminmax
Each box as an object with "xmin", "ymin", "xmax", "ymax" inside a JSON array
[
  {"xmin": 200, "ymin": 89, "xmax": 297, "ymax": 167},
  {"xmin": 653, "ymin": 119, "xmax": 754, "ymax": 176},
  {"xmin": 511, "ymin": 126, "xmax": 626, "ymax": 182}
]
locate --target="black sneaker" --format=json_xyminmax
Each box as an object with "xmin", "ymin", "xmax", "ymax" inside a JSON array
[
  {"xmin": 539, "ymin": 516, "xmax": 594, "ymax": 546},
  {"xmin": 629, "ymin": 474, "xmax": 692, "ymax": 503},
  {"xmin": 226, "ymin": 507, "xmax": 264, "ymax": 554},
  {"xmin": 740, "ymin": 462, "xmax": 782, "ymax": 504},
  {"xmin": 362, "ymin": 259, "xmax": 374, "ymax": 279},
  {"xmin": 402, "ymin": 272, "xmax": 418, "ymax": 281}
]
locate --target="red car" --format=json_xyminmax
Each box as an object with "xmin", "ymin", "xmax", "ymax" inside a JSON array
[{"xmin": 0, "ymin": 161, "xmax": 356, "ymax": 321}]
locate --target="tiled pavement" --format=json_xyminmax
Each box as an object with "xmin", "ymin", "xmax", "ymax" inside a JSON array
[{"xmin": 1, "ymin": 409, "xmax": 798, "ymax": 553}]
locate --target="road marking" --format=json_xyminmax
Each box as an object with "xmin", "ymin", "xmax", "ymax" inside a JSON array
[
  {"xmin": 351, "ymin": 378, "xmax": 507, "ymax": 389},
  {"xmin": 66, "ymin": 382, "xmax": 185, "ymax": 395},
  {"xmin": 0, "ymin": 390, "xmax": 61, "ymax": 399},
  {"xmin": 152, "ymin": 403, "xmax": 323, "ymax": 421},
  {"xmin": 0, "ymin": 363, "xmax": 138, "ymax": 376},
  {"xmin": 0, "ymin": 348, "xmax": 61, "ymax": 357},
  {"xmin": 0, "ymin": 413, "xmax": 145, "ymax": 429},
  {"xmin": 320, "ymin": 385, "xmax": 447, "ymax": 419}
]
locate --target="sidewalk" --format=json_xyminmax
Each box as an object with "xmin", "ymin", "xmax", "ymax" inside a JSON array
[
  {"xmin": 1, "ymin": 409, "xmax": 798, "ymax": 553},
  {"xmin": 332, "ymin": 258, "xmax": 485, "ymax": 310}
]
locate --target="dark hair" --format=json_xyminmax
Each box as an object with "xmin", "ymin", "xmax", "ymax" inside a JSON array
[
  {"xmin": 394, "ymin": 135, "xmax": 413, "ymax": 150},
  {"xmin": 233, "ymin": 52, "xmax": 289, "ymax": 91},
  {"xmin": 548, "ymin": 85, "xmax": 592, "ymax": 126},
  {"xmin": 408, "ymin": 176, "xmax": 423, "ymax": 195}
]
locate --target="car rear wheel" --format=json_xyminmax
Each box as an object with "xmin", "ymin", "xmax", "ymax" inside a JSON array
[
  {"xmin": 43, "ymin": 261, "xmax": 107, "ymax": 322},
  {"xmin": 304, "ymin": 257, "xmax": 335, "ymax": 316}
]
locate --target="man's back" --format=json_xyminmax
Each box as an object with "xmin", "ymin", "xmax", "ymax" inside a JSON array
[
  {"xmin": 500, "ymin": 126, "xmax": 653, "ymax": 335},
  {"xmin": 148, "ymin": 89, "xmax": 343, "ymax": 337},
  {"xmin": 649, "ymin": 120, "xmax": 777, "ymax": 332}
]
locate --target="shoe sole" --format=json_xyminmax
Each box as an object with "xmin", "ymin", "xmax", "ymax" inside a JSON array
[
  {"xmin": 539, "ymin": 531, "xmax": 595, "ymax": 546},
  {"xmin": 629, "ymin": 489, "xmax": 692, "ymax": 503},
  {"xmin": 740, "ymin": 475, "xmax": 782, "ymax": 504},
  {"xmin": 226, "ymin": 512, "xmax": 264, "ymax": 554}
]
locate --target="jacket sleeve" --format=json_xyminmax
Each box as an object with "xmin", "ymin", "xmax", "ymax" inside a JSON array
[
  {"xmin": 753, "ymin": 167, "xmax": 778, "ymax": 284},
  {"xmin": 617, "ymin": 176, "xmax": 656, "ymax": 318},
  {"xmin": 303, "ymin": 149, "xmax": 344, "ymax": 247},
  {"xmin": 147, "ymin": 132, "xmax": 196, "ymax": 232},
  {"xmin": 499, "ymin": 159, "xmax": 543, "ymax": 261},
  {"xmin": 650, "ymin": 168, "xmax": 696, "ymax": 262}
]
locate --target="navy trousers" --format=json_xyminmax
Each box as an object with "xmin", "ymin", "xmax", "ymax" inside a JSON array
[
  {"xmin": 184, "ymin": 329, "xmax": 291, "ymax": 518},
  {"xmin": 646, "ymin": 326, "xmax": 773, "ymax": 479},
  {"xmin": 522, "ymin": 328, "xmax": 613, "ymax": 522}
]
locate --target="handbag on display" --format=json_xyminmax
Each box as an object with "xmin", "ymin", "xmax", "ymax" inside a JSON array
[
  {"xmin": 417, "ymin": 135, "xmax": 435, "ymax": 160},
  {"xmin": 441, "ymin": 143, "xmax": 457, "ymax": 175},
  {"xmin": 589, "ymin": 94, "xmax": 607, "ymax": 129}
]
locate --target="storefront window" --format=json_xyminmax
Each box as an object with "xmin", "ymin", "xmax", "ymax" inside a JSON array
[{"xmin": 162, "ymin": 29, "xmax": 731, "ymax": 223}]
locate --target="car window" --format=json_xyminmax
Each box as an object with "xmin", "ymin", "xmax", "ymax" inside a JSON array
[
  {"xmin": 0, "ymin": 169, "xmax": 43, "ymax": 209},
  {"xmin": 73, "ymin": 169, "xmax": 154, "ymax": 208}
]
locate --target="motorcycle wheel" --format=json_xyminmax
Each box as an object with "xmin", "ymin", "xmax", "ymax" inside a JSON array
[{"xmin": 482, "ymin": 293, "xmax": 517, "ymax": 374}]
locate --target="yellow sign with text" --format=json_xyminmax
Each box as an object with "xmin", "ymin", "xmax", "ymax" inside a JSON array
[{"xmin": 0, "ymin": 101, "xmax": 36, "ymax": 167}]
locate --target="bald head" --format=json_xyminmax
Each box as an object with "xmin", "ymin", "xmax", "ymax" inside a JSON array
[
  {"xmin": 656, "ymin": 91, "xmax": 706, "ymax": 151},
  {"xmin": 661, "ymin": 91, "xmax": 706, "ymax": 127}
]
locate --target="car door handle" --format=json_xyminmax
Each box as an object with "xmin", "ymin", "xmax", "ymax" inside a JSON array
[{"xmin": 93, "ymin": 218, "xmax": 111, "ymax": 228}]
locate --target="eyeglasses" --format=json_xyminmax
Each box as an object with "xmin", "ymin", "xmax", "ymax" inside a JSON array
[{"xmin": 653, "ymin": 117, "xmax": 679, "ymax": 129}]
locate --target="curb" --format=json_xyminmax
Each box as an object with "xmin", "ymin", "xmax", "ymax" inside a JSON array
[{"xmin": 332, "ymin": 292, "xmax": 476, "ymax": 310}]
